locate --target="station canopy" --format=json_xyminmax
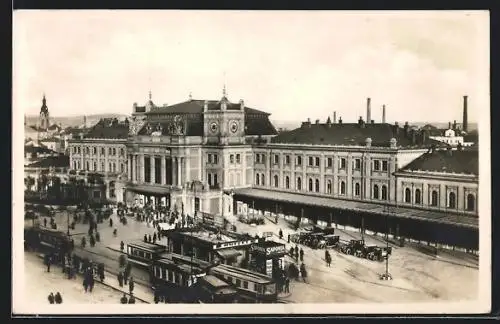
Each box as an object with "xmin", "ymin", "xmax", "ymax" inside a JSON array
[{"xmin": 232, "ymin": 188, "xmax": 478, "ymax": 229}]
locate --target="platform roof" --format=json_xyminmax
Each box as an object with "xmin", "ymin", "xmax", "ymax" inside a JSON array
[{"xmin": 232, "ymin": 188, "xmax": 478, "ymax": 229}]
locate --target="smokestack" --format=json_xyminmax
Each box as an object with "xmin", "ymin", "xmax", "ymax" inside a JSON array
[
  {"xmin": 366, "ymin": 97, "xmax": 371, "ymax": 124},
  {"xmin": 463, "ymin": 95, "xmax": 468, "ymax": 132},
  {"xmin": 382, "ymin": 105, "xmax": 386, "ymax": 124},
  {"xmin": 333, "ymin": 111, "xmax": 337, "ymax": 123},
  {"xmin": 448, "ymin": 121, "xmax": 452, "ymax": 130},
  {"xmin": 83, "ymin": 116, "xmax": 87, "ymax": 129}
]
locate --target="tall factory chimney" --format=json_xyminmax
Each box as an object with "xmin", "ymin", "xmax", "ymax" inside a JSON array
[
  {"xmin": 463, "ymin": 95, "xmax": 468, "ymax": 132},
  {"xmin": 382, "ymin": 105, "xmax": 386, "ymax": 124},
  {"xmin": 333, "ymin": 111, "xmax": 337, "ymax": 124},
  {"xmin": 366, "ymin": 97, "xmax": 371, "ymax": 124}
]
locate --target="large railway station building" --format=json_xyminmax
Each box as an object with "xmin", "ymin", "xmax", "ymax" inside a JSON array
[{"xmin": 67, "ymin": 90, "xmax": 479, "ymax": 250}]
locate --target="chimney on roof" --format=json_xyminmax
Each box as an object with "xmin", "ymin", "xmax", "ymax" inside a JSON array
[
  {"xmin": 463, "ymin": 95, "xmax": 468, "ymax": 132},
  {"xmin": 315, "ymin": 119, "xmax": 320, "ymax": 124},
  {"xmin": 333, "ymin": 111, "xmax": 337, "ymax": 124},
  {"xmin": 404, "ymin": 121, "xmax": 409, "ymax": 137},
  {"xmin": 239, "ymin": 99, "xmax": 244, "ymax": 111},
  {"xmin": 365, "ymin": 137, "xmax": 372, "ymax": 147},
  {"xmin": 358, "ymin": 116, "xmax": 365, "ymax": 128},
  {"xmin": 366, "ymin": 97, "xmax": 371, "ymax": 124},
  {"xmin": 382, "ymin": 105, "xmax": 386, "ymax": 124},
  {"xmin": 453, "ymin": 120, "xmax": 457, "ymax": 131},
  {"xmin": 204, "ymin": 100, "xmax": 209, "ymax": 112},
  {"xmin": 448, "ymin": 121, "xmax": 452, "ymax": 130},
  {"xmin": 326, "ymin": 116, "xmax": 332, "ymax": 127},
  {"xmin": 394, "ymin": 121, "xmax": 399, "ymax": 136},
  {"xmin": 338, "ymin": 117, "xmax": 343, "ymax": 125}
]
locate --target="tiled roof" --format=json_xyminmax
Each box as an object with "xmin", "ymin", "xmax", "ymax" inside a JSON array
[
  {"xmin": 136, "ymin": 99, "xmax": 277, "ymax": 137},
  {"xmin": 400, "ymin": 149, "xmax": 478, "ymax": 175},
  {"xmin": 25, "ymin": 145, "xmax": 55, "ymax": 154},
  {"xmin": 27, "ymin": 155, "xmax": 70, "ymax": 168},
  {"xmin": 83, "ymin": 118, "xmax": 129, "ymax": 139},
  {"xmin": 271, "ymin": 122, "xmax": 443, "ymax": 148}
]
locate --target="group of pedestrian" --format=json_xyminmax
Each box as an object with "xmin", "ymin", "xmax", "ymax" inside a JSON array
[
  {"xmin": 117, "ymin": 264, "xmax": 134, "ymax": 294},
  {"xmin": 143, "ymin": 231, "xmax": 161, "ymax": 244},
  {"xmin": 47, "ymin": 292, "xmax": 63, "ymax": 304},
  {"xmin": 120, "ymin": 293, "xmax": 136, "ymax": 304},
  {"xmin": 82, "ymin": 265, "xmax": 96, "ymax": 293},
  {"xmin": 288, "ymin": 245, "xmax": 304, "ymax": 262}
]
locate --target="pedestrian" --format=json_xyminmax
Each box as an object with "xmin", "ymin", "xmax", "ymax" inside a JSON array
[
  {"xmin": 129, "ymin": 277, "xmax": 134, "ymax": 294},
  {"xmin": 123, "ymin": 271, "xmax": 128, "ymax": 285},
  {"xmin": 95, "ymin": 232, "xmax": 100, "ymax": 242},
  {"xmin": 44, "ymin": 218, "xmax": 47, "ymax": 227},
  {"xmin": 118, "ymin": 272, "xmax": 124, "ymax": 287},
  {"xmin": 120, "ymin": 293, "xmax": 128, "ymax": 304},
  {"xmin": 46, "ymin": 255, "xmax": 52, "ymax": 273},
  {"xmin": 289, "ymin": 247, "xmax": 294, "ymax": 258},
  {"xmin": 83, "ymin": 278, "xmax": 88, "ymax": 292},
  {"xmin": 294, "ymin": 245, "xmax": 299, "ymax": 257},
  {"xmin": 54, "ymin": 292, "xmax": 62, "ymax": 304},
  {"xmin": 326, "ymin": 253, "xmax": 332, "ymax": 267},
  {"xmin": 153, "ymin": 232, "xmax": 157, "ymax": 242},
  {"xmin": 128, "ymin": 295, "xmax": 136, "ymax": 304},
  {"xmin": 120, "ymin": 241, "xmax": 124, "ymax": 252},
  {"xmin": 285, "ymin": 277, "xmax": 290, "ymax": 293},
  {"xmin": 300, "ymin": 248, "xmax": 304, "ymax": 262},
  {"xmin": 300, "ymin": 263, "xmax": 307, "ymax": 283},
  {"xmin": 144, "ymin": 234, "xmax": 148, "ymax": 243},
  {"xmin": 153, "ymin": 236, "xmax": 157, "ymax": 244},
  {"xmin": 89, "ymin": 277, "xmax": 95, "ymax": 293},
  {"xmin": 113, "ymin": 228, "xmax": 117, "ymax": 237},
  {"xmin": 279, "ymin": 229, "xmax": 283, "ymax": 240},
  {"xmin": 148, "ymin": 234, "xmax": 152, "ymax": 243},
  {"xmin": 109, "ymin": 218, "xmax": 113, "ymax": 227},
  {"xmin": 81, "ymin": 237, "xmax": 86, "ymax": 248},
  {"xmin": 89, "ymin": 235, "xmax": 95, "ymax": 247},
  {"xmin": 154, "ymin": 290, "xmax": 160, "ymax": 304},
  {"xmin": 287, "ymin": 234, "xmax": 290, "ymax": 243},
  {"xmin": 48, "ymin": 292, "xmax": 55, "ymax": 304}
]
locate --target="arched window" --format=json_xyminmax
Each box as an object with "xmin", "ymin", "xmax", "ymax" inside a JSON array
[
  {"xmin": 467, "ymin": 194, "xmax": 475, "ymax": 211},
  {"xmin": 120, "ymin": 148, "xmax": 124, "ymax": 156},
  {"xmin": 431, "ymin": 190, "xmax": 438, "ymax": 206},
  {"xmin": 285, "ymin": 176, "xmax": 290, "ymax": 189},
  {"xmin": 448, "ymin": 192, "xmax": 456, "ymax": 209},
  {"xmin": 315, "ymin": 179, "xmax": 320, "ymax": 192},
  {"xmin": 297, "ymin": 177, "xmax": 302, "ymax": 190},
  {"xmin": 355, "ymin": 183, "xmax": 360, "ymax": 196},
  {"xmin": 373, "ymin": 185, "xmax": 379, "ymax": 199},
  {"xmin": 274, "ymin": 175, "xmax": 279, "ymax": 188},
  {"xmin": 327, "ymin": 180, "xmax": 332, "ymax": 194},
  {"xmin": 405, "ymin": 188, "xmax": 411, "ymax": 203},
  {"xmin": 340, "ymin": 181, "xmax": 346, "ymax": 195},
  {"xmin": 86, "ymin": 147, "xmax": 90, "ymax": 154},
  {"xmin": 93, "ymin": 162, "xmax": 97, "ymax": 170},
  {"xmin": 261, "ymin": 174, "xmax": 265, "ymax": 186},
  {"xmin": 256, "ymin": 173, "xmax": 260, "ymax": 185},
  {"xmin": 101, "ymin": 161, "xmax": 105, "ymax": 172},
  {"xmin": 381, "ymin": 185, "xmax": 388, "ymax": 200},
  {"xmin": 308, "ymin": 178, "xmax": 313, "ymax": 192},
  {"xmin": 86, "ymin": 161, "xmax": 90, "ymax": 171},
  {"xmin": 415, "ymin": 189, "xmax": 421, "ymax": 204}
]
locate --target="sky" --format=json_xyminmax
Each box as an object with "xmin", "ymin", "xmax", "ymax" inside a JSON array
[{"xmin": 13, "ymin": 10, "xmax": 489, "ymax": 124}]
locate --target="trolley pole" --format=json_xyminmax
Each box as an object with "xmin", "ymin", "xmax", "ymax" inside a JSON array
[{"xmin": 67, "ymin": 211, "xmax": 70, "ymax": 236}]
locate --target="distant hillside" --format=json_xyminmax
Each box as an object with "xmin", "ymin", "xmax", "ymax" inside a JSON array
[{"xmin": 25, "ymin": 114, "xmax": 129, "ymax": 129}]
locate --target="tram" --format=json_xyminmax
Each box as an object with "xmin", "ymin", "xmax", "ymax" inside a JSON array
[
  {"xmin": 126, "ymin": 240, "xmax": 167, "ymax": 268},
  {"xmin": 208, "ymin": 264, "xmax": 277, "ymax": 303},
  {"xmin": 194, "ymin": 275, "xmax": 239, "ymax": 303},
  {"xmin": 24, "ymin": 226, "xmax": 73, "ymax": 263}
]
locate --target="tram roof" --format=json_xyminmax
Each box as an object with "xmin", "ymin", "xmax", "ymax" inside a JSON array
[
  {"xmin": 232, "ymin": 188, "xmax": 478, "ymax": 229},
  {"xmin": 127, "ymin": 240, "xmax": 167, "ymax": 252},
  {"xmin": 210, "ymin": 264, "xmax": 274, "ymax": 284}
]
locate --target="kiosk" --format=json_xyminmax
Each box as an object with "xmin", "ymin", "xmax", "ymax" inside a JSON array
[{"xmin": 249, "ymin": 241, "xmax": 286, "ymax": 279}]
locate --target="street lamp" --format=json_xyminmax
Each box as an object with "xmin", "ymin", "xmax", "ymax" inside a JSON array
[{"xmin": 380, "ymin": 204, "xmax": 393, "ymax": 281}]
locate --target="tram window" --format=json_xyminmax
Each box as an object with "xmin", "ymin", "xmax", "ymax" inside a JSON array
[
  {"xmin": 162, "ymin": 268, "xmax": 167, "ymax": 279},
  {"xmin": 168, "ymin": 270, "xmax": 173, "ymax": 282},
  {"xmin": 243, "ymin": 281, "xmax": 248, "ymax": 289},
  {"xmin": 236, "ymin": 279, "xmax": 241, "ymax": 287},
  {"xmin": 254, "ymin": 284, "xmax": 263, "ymax": 294}
]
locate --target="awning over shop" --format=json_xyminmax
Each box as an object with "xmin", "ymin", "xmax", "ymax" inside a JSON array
[
  {"xmin": 232, "ymin": 188, "xmax": 478, "ymax": 229},
  {"xmin": 216, "ymin": 248, "xmax": 242, "ymax": 260},
  {"xmin": 126, "ymin": 184, "xmax": 173, "ymax": 196}
]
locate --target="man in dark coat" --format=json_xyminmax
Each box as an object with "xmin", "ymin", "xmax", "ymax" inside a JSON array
[
  {"xmin": 128, "ymin": 295, "xmax": 136, "ymax": 304},
  {"xmin": 48, "ymin": 293, "xmax": 55, "ymax": 304},
  {"xmin": 148, "ymin": 234, "xmax": 152, "ymax": 243},
  {"xmin": 153, "ymin": 232, "xmax": 157, "ymax": 242},
  {"xmin": 144, "ymin": 234, "xmax": 148, "ymax": 243},
  {"xmin": 120, "ymin": 241, "xmax": 125, "ymax": 252},
  {"xmin": 46, "ymin": 255, "xmax": 52, "ymax": 272},
  {"xmin": 129, "ymin": 277, "xmax": 135, "ymax": 295},
  {"xmin": 44, "ymin": 218, "xmax": 47, "ymax": 227},
  {"xmin": 120, "ymin": 293, "xmax": 128, "ymax": 304},
  {"xmin": 300, "ymin": 263, "xmax": 307, "ymax": 283},
  {"xmin": 284, "ymin": 277, "xmax": 290, "ymax": 293},
  {"xmin": 118, "ymin": 272, "xmax": 124, "ymax": 287},
  {"xmin": 54, "ymin": 292, "xmax": 62, "ymax": 304},
  {"xmin": 294, "ymin": 245, "xmax": 299, "ymax": 258},
  {"xmin": 109, "ymin": 218, "xmax": 113, "ymax": 227},
  {"xmin": 299, "ymin": 248, "xmax": 304, "ymax": 262},
  {"xmin": 279, "ymin": 229, "xmax": 283, "ymax": 240},
  {"xmin": 287, "ymin": 234, "xmax": 290, "ymax": 243}
]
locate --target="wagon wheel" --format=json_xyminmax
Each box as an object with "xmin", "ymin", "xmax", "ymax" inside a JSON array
[{"xmin": 346, "ymin": 248, "xmax": 352, "ymax": 255}]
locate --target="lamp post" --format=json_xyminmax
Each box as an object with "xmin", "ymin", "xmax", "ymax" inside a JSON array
[{"xmin": 381, "ymin": 204, "xmax": 393, "ymax": 281}]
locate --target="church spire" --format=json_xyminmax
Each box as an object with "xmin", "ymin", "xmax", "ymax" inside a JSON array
[{"xmin": 148, "ymin": 90, "xmax": 152, "ymax": 101}]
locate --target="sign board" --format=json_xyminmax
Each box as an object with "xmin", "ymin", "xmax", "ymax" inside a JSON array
[
  {"xmin": 265, "ymin": 259, "xmax": 273, "ymax": 277},
  {"xmin": 250, "ymin": 244, "xmax": 286, "ymax": 257},
  {"xmin": 201, "ymin": 213, "xmax": 224, "ymax": 228},
  {"xmin": 213, "ymin": 239, "xmax": 258, "ymax": 250}
]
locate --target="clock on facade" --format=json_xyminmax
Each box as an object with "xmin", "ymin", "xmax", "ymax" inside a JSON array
[
  {"xmin": 229, "ymin": 120, "xmax": 239, "ymax": 133},
  {"xmin": 210, "ymin": 121, "xmax": 219, "ymax": 134}
]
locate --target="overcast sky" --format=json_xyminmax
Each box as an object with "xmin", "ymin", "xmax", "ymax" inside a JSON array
[{"xmin": 13, "ymin": 10, "xmax": 489, "ymax": 124}]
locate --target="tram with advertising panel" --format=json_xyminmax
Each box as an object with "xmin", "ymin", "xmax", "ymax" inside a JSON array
[{"xmin": 193, "ymin": 275, "xmax": 238, "ymax": 303}]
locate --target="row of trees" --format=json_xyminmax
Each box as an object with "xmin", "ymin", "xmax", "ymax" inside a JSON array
[{"xmin": 24, "ymin": 174, "xmax": 91, "ymax": 203}]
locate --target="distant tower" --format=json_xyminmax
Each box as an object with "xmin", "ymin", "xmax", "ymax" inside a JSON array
[
  {"xmin": 382, "ymin": 105, "xmax": 386, "ymax": 124},
  {"xmin": 463, "ymin": 95, "xmax": 468, "ymax": 132},
  {"xmin": 83, "ymin": 115, "xmax": 87, "ymax": 128},
  {"xmin": 39, "ymin": 94, "xmax": 50, "ymax": 130},
  {"xmin": 366, "ymin": 97, "xmax": 371, "ymax": 124}
]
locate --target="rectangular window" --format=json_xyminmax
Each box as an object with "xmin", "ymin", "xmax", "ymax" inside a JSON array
[
  {"xmin": 243, "ymin": 281, "xmax": 248, "ymax": 289},
  {"xmin": 274, "ymin": 154, "xmax": 279, "ymax": 164},
  {"xmin": 374, "ymin": 160, "xmax": 380, "ymax": 171},
  {"xmin": 208, "ymin": 173, "xmax": 212, "ymax": 186},
  {"xmin": 208, "ymin": 154, "xmax": 212, "ymax": 164},
  {"xmin": 354, "ymin": 159, "xmax": 361, "ymax": 170},
  {"xmin": 236, "ymin": 279, "xmax": 241, "ymax": 287},
  {"xmin": 340, "ymin": 158, "xmax": 346, "ymax": 169},
  {"xmin": 230, "ymin": 154, "xmax": 234, "ymax": 164},
  {"xmin": 315, "ymin": 157, "xmax": 320, "ymax": 167},
  {"xmin": 214, "ymin": 174, "xmax": 218, "ymax": 186},
  {"xmin": 382, "ymin": 160, "xmax": 388, "ymax": 171},
  {"xmin": 296, "ymin": 156, "xmax": 302, "ymax": 166},
  {"xmin": 327, "ymin": 157, "xmax": 333, "ymax": 168},
  {"xmin": 214, "ymin": 155, "xmax": 218, "ymax": 164},
  {"xmin": 308, "ymin": 156, "xmax": 313, "ymax": 166},
  {"xmin": 236, "ymin": 154, "xmax": 241, "ymax": 164},
  {"xmin": 285, "ymin": 155, "xmax": 290, "ymax": 165}
]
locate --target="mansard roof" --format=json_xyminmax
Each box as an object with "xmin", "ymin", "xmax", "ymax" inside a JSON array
[{"xmin": 400, "ymin": 149, "xmax": 478, "ymax": 175}]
